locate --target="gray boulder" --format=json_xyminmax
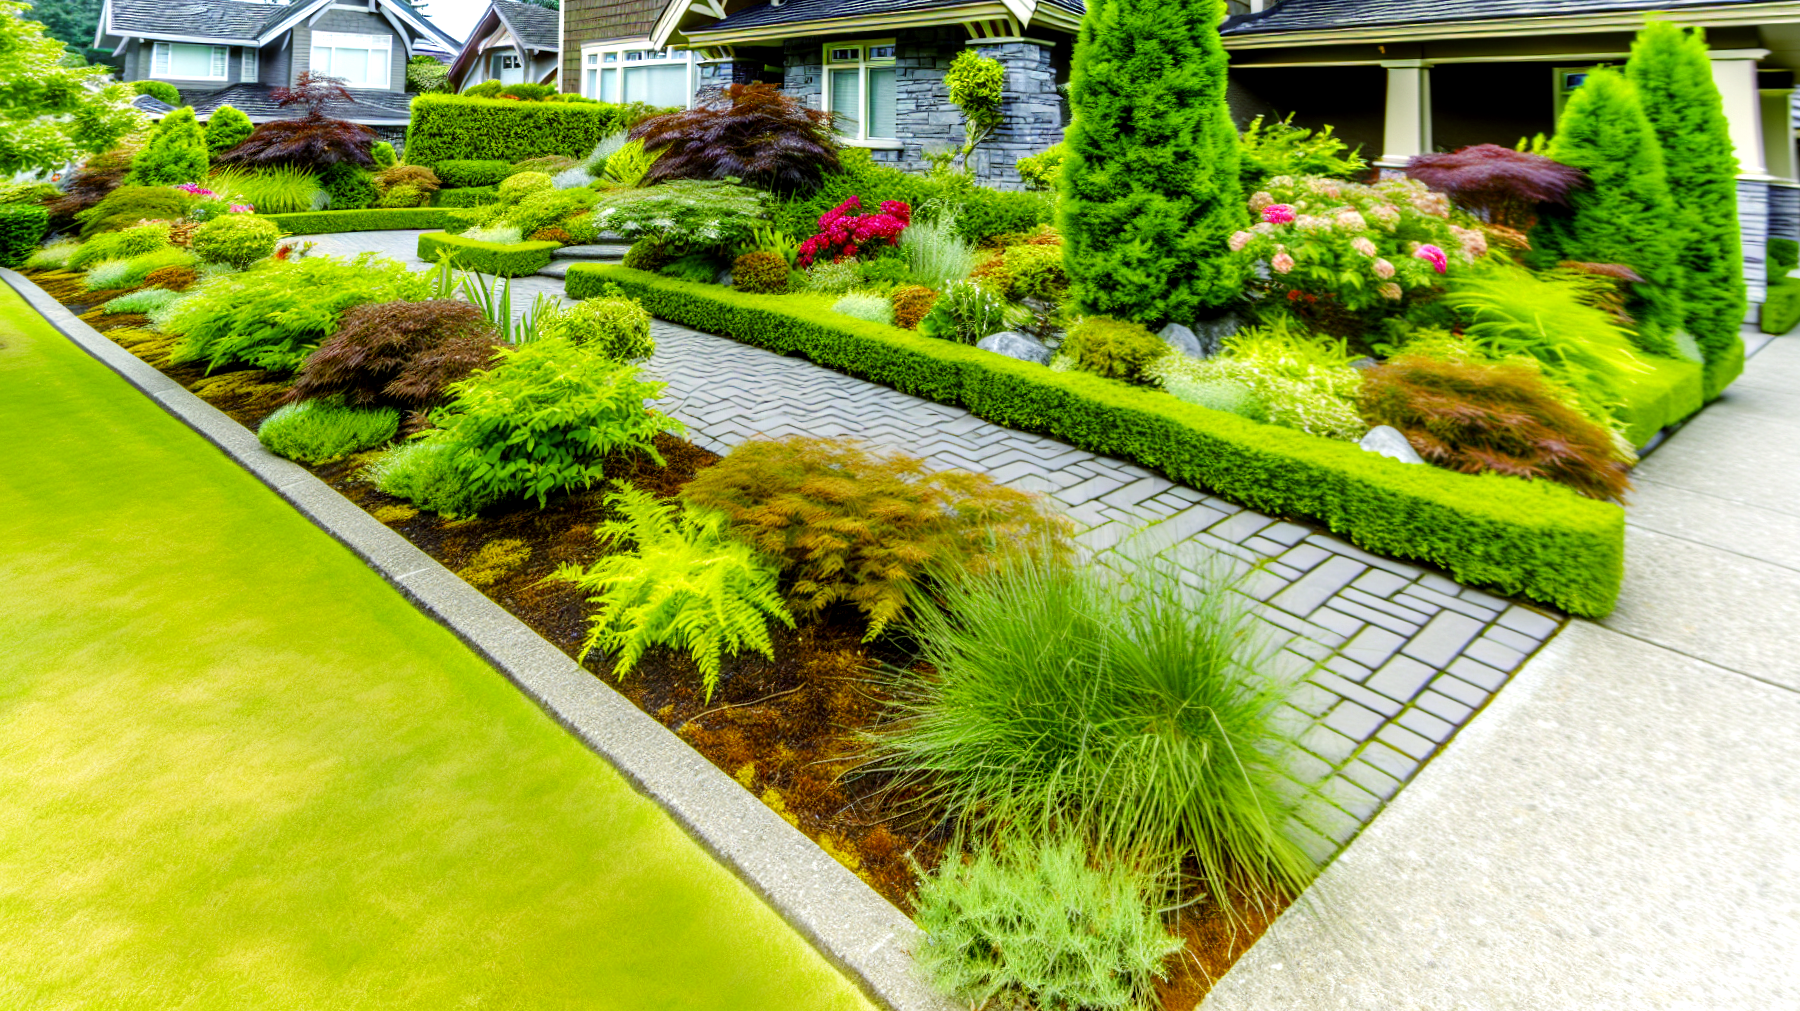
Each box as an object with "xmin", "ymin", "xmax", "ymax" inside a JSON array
[
  {"xmin": 1190, "ymin": 312, "xmax": 1241, "ymax": 357},
  {"xmin": 1359, "ymin": 425, "xmax": 1425, "ymax": 465},
  {"xmin": 1157, "ymin": 322, "xmax": 1205, "ymax": 358},
  {"xmin": 977, "ymin": 330, "xmax": 1053, "ymax": 366}
]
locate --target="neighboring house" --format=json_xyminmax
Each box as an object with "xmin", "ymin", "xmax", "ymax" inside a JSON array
[
  {"xmin": 445, "ymin": 0, "xmax": 562, "ymax": 92},
  {"xmin": 1218, "ymin": 0, "xmax": 1800, "ymax": 312},
  {"xmin": 93, "ymin": 0, "xmax": 462, "ymax": 144},
  {"xmin": 562, "ymin": 0, "xmax": 704, "ymax": 113}
]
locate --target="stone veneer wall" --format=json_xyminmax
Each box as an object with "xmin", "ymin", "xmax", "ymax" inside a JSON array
[{"xmin": 1740, "ymin": 178, "xmax": 1770, "ymax": 310}]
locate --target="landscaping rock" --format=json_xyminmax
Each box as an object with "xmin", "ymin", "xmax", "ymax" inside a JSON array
[
  {"xmin": 1158, "ymin": 322, "xmax": 1205, "ymax": 358},
  {"xmin": 1191, "ymin": 312, "xmax": 1241, "ymax": 357},
  {"xmin": 1360, "ymin": 425, "xmax": 1425, "ymax": 464},
  {"xmin": 716, "ymin": 268, "xmax": 733, "ymax": 287},
  {"xmin": 977, "ymin": 330, "xmax": 1053, "ymax": 365},
  {"xmin": 1351, "ymin": 356, "xmax": 1379, "ymax": 370}
]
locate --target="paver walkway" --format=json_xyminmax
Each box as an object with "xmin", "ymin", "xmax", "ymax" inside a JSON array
[
  {"xmin": 0, "ymin": 282, "xmax": 873, "ymax": 1009},
  {"xmin": 1201, "ymin": 327, "xmax": 1800, "ymax": 1009},
  {"xmin": 300, "ymin": 229, "xmax": 1566, "ymax": 861}
]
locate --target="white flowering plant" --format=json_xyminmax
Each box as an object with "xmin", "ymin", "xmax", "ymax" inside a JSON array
[
  {"xmin": 588, "ymin": 180, "xmax": 769, "ymax": 247},
  {"xmin": 1230, "ymin": 175, "xmax": 1488, "ymax": 319}
]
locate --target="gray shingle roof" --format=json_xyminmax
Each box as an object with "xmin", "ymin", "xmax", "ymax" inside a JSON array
[
  {"xmin": 1223, "ymin": 0, "xmax": 1772, "ymax": 36},
  {"xmin": 492, "ymin": 0, "xmax": 559, "ymax": 51},
  {"xmin": 107, "ymin": 0, "xmax": 284, "ymax": 42},
  {"xmin": 184, "ymin": 83, "xmax": 414, "ymax": 123}
]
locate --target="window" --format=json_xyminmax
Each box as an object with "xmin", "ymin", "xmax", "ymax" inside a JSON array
[
  {"xmin": 150, "ymin": 42, "xmax": 228, "ymax": 80},
  {"xmin": 242, "ymin": 48, "xmax": 258, "ymax": 84},
  {"xmin": 822, "ymin": 40, "xmax": 897, "ymax": 143},
  {"xmin": 581, "ymin": 44, "xmax": 694, "ymax": 107},
  {"xmin": 501, "ymin": 54, "xmax": 522, "ymax": 70},
  {"xmin": 310, "ymin": 31, "xmax": 391, "ymax": 89}
]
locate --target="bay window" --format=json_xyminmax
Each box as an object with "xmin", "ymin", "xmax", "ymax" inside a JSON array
[
  {"xmin": 311, "ymin": 31, "xmax": 392, "ymax": 89},
  {"xmin": 823, "ymin": 41, "xmax": 897, "ymax": 143},
  {"xmin": 150, "ymin": 42, "xmax": 228, "ymax": 81}
]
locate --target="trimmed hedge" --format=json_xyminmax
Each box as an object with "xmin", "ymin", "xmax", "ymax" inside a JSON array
[
  {"xmin": 435, "ymin": 185, "xmax": 501, "ymax": 208},
  {"xmin": 1762, "ymin": 275, "xmax": 1800, "ymax": 336},
  {"xmin": 567, "ymin": 264, "xmax": 1626, "ymax": 617},
  {"xmin": 1615, "ymin": 355, "xmax": 1703, "ymax": 448},
  {"xmin": 405, "ymin": 95, "xmax": 635, "ymax": 167},
  {"xmin": 436, "ymin": 160, "xmax": 516, "ymax": 188},
  {"xmin": 417, "ymin": 231, "xmax": 559, "ymax": 277},
  {"xmin": 266, "ymin": 208, "xmax": 453, "ymax": 234},
  {"xmin": 0, "ymin": 203, "xmax": 50, "ymax": 268}
]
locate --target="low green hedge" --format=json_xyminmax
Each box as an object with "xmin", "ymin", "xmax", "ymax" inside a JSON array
[
  {"xmin": 266, "ymin": 208, "xmax": 452, "ymax": 234},
  {"xmin": 436, "ymin": 160, "xmax": 516, "ymax": 188},
  {"xmin": 434, "ymin": 185, "xmax": 501, "ymax": 208},
  {"xmin": 0, "ymin": 203, "xmax": 49, "ymax": 268},
  {"xmin": 567, "ymin": 265, "xmax": 1625, "ymax": 617},
  {"xmin": 1615, "ymin": 355, "xmax": 1704, "ymax": 448},
  {"xmin": 1762, "ymin": 275, "xmax": 1800, "ymax": 336},
  {"xmin": 417, "ymin": 231, "xmax": 558, "ymax": 277},
  {"xmin": 406, "ymin": 95, "xmax": 636, "ymax": 167}
]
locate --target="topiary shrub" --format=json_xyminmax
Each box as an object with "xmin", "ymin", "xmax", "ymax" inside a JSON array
[
  {"xmin": 678, "ymin": 436, "xmax": 1067, "ymax": 637},
  {"xmin": 891, "ymin": 284, "xmax": 937, "ymax": 329},
  {"xmin": 204, "ymin": 105, "xmax": 254, "ymax": 157},
  {"xmin": 537, "ymin": 284, "xmax": 655, "ymax": 361},
  {"xmin": 729, "ymin": 251, "xmax": 786, "ymax": 293},
  {"xmin": 125, "ymin": 107, "xmax": 211, "ymax": 186},
  {"xmin": 132, "ymin": 80, "xmax": 181, "ymax": 106},
  {"xmin": 1771, "ymin": 237, "xmax": 1800, "ymax": 275},
  {"xmin": 1001, "ymin": 243, "xmax": 1068, "ymax": 301},
  {"xmin": 497, "ymin": 170, "xmax": 553, "ymax": 204},
  {"xmin": 287, "ymin": 298, "xmax": 501, "ymax": 408},
  {"xmin": 1063, "ymin": 315, "xmax": 1168, "ymax": 383},
  {"xmin": 321, "ymin": 160, "xmax": 377, "ymax": 210},
  {"xmin": 944, "ymin": 50, "xmax": 1005, "ymax": 171},
  {"xmin": 189, "ymin": 214, "xmax": 280, "ymax": 269},
  {"xmin": 371, "ymin": 141, "xmax": 398, "ymax": 169},
  {"xmin": 378, "ymin": 184, "xmax": 426, "ymax": 208},
  {"xmin": 257, "ymin": 400, "xmax": 401, "ymax": 464},
  {"xmin": 436, "ymin": 159, "xmax": 516, "ymax": 188},
  {"xmin": 142, "ymin": 264, "xmax": 199, "ymax": 291},
  {"xmin": 621, "ymin": 237, "xmax": 670, "ymax": 272},
  {"xmin": 1360, "ymin": 354, "xmax": 1633, "ymax": 501},
  {"xmin": 403, "ymin": 93, "xmax": 641, "ymax": 167},
  {"xmin": 0, "ymin": 203, "xmax": 49, "ymax": 268}
]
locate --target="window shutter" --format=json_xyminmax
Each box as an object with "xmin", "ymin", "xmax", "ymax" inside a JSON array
[
  {"xmin": 242, "ymin": 48, "xmax": 258, "ymax": 83},
  {"xmin": 152, "ymin": 42, "xmax": 170, "ymax": 77},
  {"xmin": 212, "ymin": 46, "xmax": 227, "ymax": 78}
]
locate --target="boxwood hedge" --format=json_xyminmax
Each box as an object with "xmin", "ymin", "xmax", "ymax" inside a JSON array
[
  {"xmin": 566, "ymin": 264, "xmax": 1625, "ymax": 617},
  {"xmin": 0, "ymin": 203, "xmax": 49, "ymax": 268},
  {"xmin": 435, "ymin": 185, "xmax": 502, "ymax": 207},
  {"xmin": 417, "ymin": 231, "xmax": 559, "ymax": 277},
  {"xmin": 405, "ymin": 96, "xmax": 634, "ymax": 168},
  {"xmin": 266, "ymin": 208, "xmax": 453, "ymax": 233}
]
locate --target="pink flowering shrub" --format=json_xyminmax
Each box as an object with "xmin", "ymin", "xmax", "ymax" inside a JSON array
[
  {"xmin": 175, "ymin": 184, "xmax": 217, "ymax": 197},
  {"xmin": 1230, "ymin": 175, "xmax": 1485, "ymax": 319},
  {"xmin": 796, "ymin": 196, "xmax": 912, "ymax": 267}
]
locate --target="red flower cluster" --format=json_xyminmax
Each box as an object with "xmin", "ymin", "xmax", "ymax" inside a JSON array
[{"xmin": 797, "ymin": 196, "xmax": 911, "ymax": 267}]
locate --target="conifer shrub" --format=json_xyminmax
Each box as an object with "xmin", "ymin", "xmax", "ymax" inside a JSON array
[
  {"xmin": 321, "ymin": 161, "xmax": 377, "ymax": 210},
  {"xmin": 1626, "ymin": 21, "xmax": 1748, "ymax": 396},
  {"xmin": 132, "ymin": 80, "xmax": 181, "ymax": 105},
  {"xmin": 914, "ymin": 834, "xmax": 1184, "ymax": 1011},
  {"xmin": 552, "ymin": 487, "xmax": 794, "ymax": 701},
  {"xmin": 287, "ymin": 298, "xmax": 501, "ymax": 408},
  {"xmin": 257, "ymin": 400, "xmax": 401, "ymax": 464},
  {"xmin": 1360, "ymin": 355, "xmax": 1633, "ymax": 501},
  {"xmin": 678, "ymin": 437, "xmax": 1068, "ymax": 637},
  {"xmin": 1014, "ymin": 142, "xmax": 1065, "ymax": 191},
  {"xmin": 1001, "ymin": 243, "xmax": 1068, "ymax": 301},
  {"xmin": 891, "ymin": 284, "xmax": 936, "ymax": 329},
  {"xmin": 732, "ymin": 250, "xmax": 790, "ymax": 293},
  {"xmin": 1059, "ymin": 0, "xmax": 1247, "ymax": 325},
  {"xmin": 1063, "ymin": 316, "xmax": 1167, "ymax": 383},
  {"xmin": 537, "ymin": 284, "xmax": 655, "ymax": 361},
  {"xmin": 204, "ymin": 105, "xmax": 254, "ymax": 157},
  {"xmin": 0, "ymin": 203, "xmax": 49, "ymax": 268},
  {"xmin": 371, "ymin": 141, "xmax": 397, "ymax": 169},
  {"xmin": 512, "ymin": 154, "xmax": 578, "ymax": 175},
  {"xmin": 189, "ymin": 214, "xmax": 280, "ymax": 269},
  {"xmin": 498, "ymin": 171, "xmax": 554, "ymax": 204},
  {"xmin": 126, "ymin": 107, "xmax": 210, "ymax": 186},
  {"xmin": 74, "ymin": 184, "xmax": 193, "ymax": 237},
  {"xmin": 69, "ymin": 220, "xmax": 171, "ymax": 270},
  {"xmin": 436, "ymin": 159, "xmax": 517, "ymax": 188},
  {"xmin": 1528, "ymin": 68, "xmax": 1683, "ymax": 358},
  {"xmin": 374, "ymin": 164, "xmax": 441, "ymax": 206}
]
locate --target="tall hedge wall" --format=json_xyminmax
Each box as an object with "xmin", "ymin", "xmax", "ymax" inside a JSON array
[
  {"xmin": 565, "ymin": 264, "xmax": 1627, "ymax": 617},
  {"xmin": 404, "ymin": 95, "xmax": 634, "ymax": 168}
]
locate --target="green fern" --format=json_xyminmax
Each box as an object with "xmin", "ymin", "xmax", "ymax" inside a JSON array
[{"xmin": 553, "ymin": 487, "xmax": 793, "ymax": 700}]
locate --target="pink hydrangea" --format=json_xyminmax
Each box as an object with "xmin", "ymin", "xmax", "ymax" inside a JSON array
[
  {"xmin": 1414, "ymin": 243, "xmax": 1449, "ymax": 274},
  {"xmin": 1377, "ymin": 282, "xmax": 1403, "ymax": 300},
  {"xmin": 1228, "ymin": 230, "xmax": 1254, "ymax": 252},
  {"xmin": 1372, "ymin": 258, "xmax": 1395, "ymax": 280},
  {"xmin": 1262, "ymin": 203, "xmax": 1296, "ymax": 225},
  {"xmin": 1449, "ymin": 224, "xmax": 1488, "ymax": 260},
  {"xmin": 229, "ymin": 203, "xmax": 254, "ymax": 214},
  {"xmin": 796, "ymin": 196, "xmax": 912, "ymax": 267},
  {"xmin": 1271, "ymin": 251, "xmax": 1296, "ymax": 274},
  {"xmin": 1410, "ymin": 191, "xmax": 1451, "ymax": 219},
  {"xmin": 1368, "ymin": 203, "xmax": 1401, "ymax": 227},
  {"xmin": 1350, "ymin": 236, "xmax": 1378, "ymax": 257},
  {"xmin": 1335, "ymin": 210, "xmax": 1368, "ymax": 231},
  {"xmin": 1248, "ymin": 191, "xmax": 1275, "ymax": 212}
]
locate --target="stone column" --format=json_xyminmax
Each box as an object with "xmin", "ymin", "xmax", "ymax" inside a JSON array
[
  {"xmin": 1376, "ymin": 60, "xmax": 1433, "ymax": 174},
  {"xmin": 696, "ymin": 58, "xmax": 760, "ymax": 103},
  {"xmin": 972, "ymin": 39, "xmax": 1062, "ymax": 190}
]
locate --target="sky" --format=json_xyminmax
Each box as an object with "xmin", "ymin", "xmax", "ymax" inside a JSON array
[{"xmin": 417, "ymin": 0, "xmax": 492, "ymax": 46}]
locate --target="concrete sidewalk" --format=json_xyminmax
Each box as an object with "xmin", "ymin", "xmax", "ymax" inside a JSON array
[{"xmin": 1203, "ymin": 332, "xmax": 1800, "ymax": 1009}]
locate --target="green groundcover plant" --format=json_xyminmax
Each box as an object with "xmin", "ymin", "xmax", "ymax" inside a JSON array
[
  {"xmin": 257, "ymin": 399, "xmax": 401, "ymax": 464},
  {"xmin": 553, "ymin": 486, "xmax": 794, "ymax": 701}
]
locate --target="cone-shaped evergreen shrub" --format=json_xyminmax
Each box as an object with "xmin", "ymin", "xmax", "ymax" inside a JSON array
[
  {"xmin": 1529, "ymin": 69, "xmax": 1683, "ymax": 358},
  {"xmin": 1058, "ymin": 0, "xmax": 1246, "ymax": 326},
  {"xmin": 126, "ymin": 107, "xmax": 210, "ymax": 186},
  {"xmin": 1627, "ymin": 21, "xmax": 1747, "ymax": 397},
  {"xmin": 205, "ymin": 105, "xmax": 254, "ymax": 157}
]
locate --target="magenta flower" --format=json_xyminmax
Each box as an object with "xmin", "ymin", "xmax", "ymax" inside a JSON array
[
  {"xmin": 229, "ymin": 203, "xmax": 255, "ymax": 214},
  {"xmin": 176, "ymin": 184, "xmax": 216, "ymax": 197},
  {"xmin": 1414, "ymin": 244, "xmax": 1448, "ymax": 274},
  {"xmin": 1262, "ymin": 203, "xmax": 1296, "ymax": 225}
]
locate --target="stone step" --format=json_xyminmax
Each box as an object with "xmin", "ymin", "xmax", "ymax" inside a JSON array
[{"xmin": 552, "ymin": 243, "xmax": 631, "ymax": 260}]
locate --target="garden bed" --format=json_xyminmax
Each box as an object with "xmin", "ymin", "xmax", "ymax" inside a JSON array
[{"xmin": 24, "ymin": 267, "xmax": 1272, "ymax": 1005}]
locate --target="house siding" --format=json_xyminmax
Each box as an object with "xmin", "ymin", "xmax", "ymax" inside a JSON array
[
  {"xmin": 562, "ymin": 0, "xmax": 663, "ymax": 91},
  {"xmin": 126, "ymin": 38, "xmax": 247, "ymax": 91},
  {"xmin": 262, "ymin": 35, "xmax": 293, "ymax": 89},
  {"xmin": 291, "ymin": 8, "xmax": 409, "ymax": 90}
]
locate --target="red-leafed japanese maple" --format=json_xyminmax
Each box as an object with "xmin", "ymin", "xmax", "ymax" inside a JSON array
[
  {"xmin": 630, "ymin": 83, "xmax": 839, "ymax": 194},
  {"xmin": 1404, "ymin": 144, "xmax": 1587, "ymax": 229},
  {"xmin": 1359, "ymin": 354, "xmax": 1632, "ymax": 502},
  {"xmin": 286, "ymin": 299, "xmax": 501, "ymax": 409},
  {"xmin": 213, "ymin": 72, "xmax": 376, "ymax": 169}
]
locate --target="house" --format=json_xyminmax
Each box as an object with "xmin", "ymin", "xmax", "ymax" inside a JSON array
[
  {"xmin": 93, "ymin": 0, "xmax": 463, "ymax": 146},
  {"xmin": 1217, "ymin": 0, "xmax": 1800, "ymax": 315},
  {"xmin": 445, "ymin": 0, "xmax": 563, "ymax": 92}
]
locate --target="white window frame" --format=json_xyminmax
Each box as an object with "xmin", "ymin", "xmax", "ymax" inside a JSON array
[
  {"xmin": 150, "ymin": 42, "xmax": 230, "ymax": 81},
  {"xmin": 821, "ymin": 39, "xmax": 899, "ymax": 147},
  {"xmin": 242, "ymin": 47, "xmax": 259, "ymax": 84},
  {"xmin": 578, "ymin": 41, "xmax": 696, "ymax": 108},
  {"xmin": 310, "ymin": 30, "xmax": 393, "ymax": 90}
]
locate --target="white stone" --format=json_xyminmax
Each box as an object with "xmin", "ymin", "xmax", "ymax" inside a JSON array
[{"xmin": 1360, "ymin": 425, "xmax": 1425, "ymax": 464}]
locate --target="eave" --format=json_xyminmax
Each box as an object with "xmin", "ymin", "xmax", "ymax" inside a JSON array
[{"xmin": 679, "ymin": 0, "xmax": 1074, "ymax": 46}]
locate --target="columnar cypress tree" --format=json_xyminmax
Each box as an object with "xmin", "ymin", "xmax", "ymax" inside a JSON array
[
  {"xmin": 1058, "ymin": 0, "xmax": 1246, "ymax": 326},
  {"xmin": 1627, "ymin": 21, "xmax": 1747, "ymax": 396},
  {"xmin": 1529, "ymin": 68, "xmax": 1684, "ymax": 358},
  {"xmin": 125, "ymin": 107, "xmax": 210, "ymax": 186}
]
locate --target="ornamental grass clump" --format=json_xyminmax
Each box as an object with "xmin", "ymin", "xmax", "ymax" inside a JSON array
[
  {"xmin": 208, "ymin": 166, "xmax": 327, "ymax": 214},
  {"xmin": 872, "ymin": 549, "xmax": 1316, "ymax": 911},
  {"xmin": 1360, "ymin": 355, "xmax": 1633, "ymax": 502},
  {"xmin": 678, "ymin": 437, "xmax": 1068, "ymax": 638},
  {"xmin": 257, "ymin": 399, "xmax": 401, "ymax": 464},
  {"xmin": 898, "ymin": 211, "xmax": 976, "ymax": 291},
  {"xmin": 914, "ymin": 833, "xmax": 1185, "ymax": 1011},
  {"xmin": 286, "ymin": 298, "xmax": 501, "ymax": 409},
  {"xmin": 553, "ymin": 487, "xmax": 795, "ymax": 701},
  {"xmin": 83, "ymin": 246, "xmax": 192, "ymax": 290},
  {"xmin": 631, "ymin": 83, "xmax": 839, "ymax": 193},
  {"xmin": 99, "ymin": 286, "xmax": 184, "ymax": 315}
]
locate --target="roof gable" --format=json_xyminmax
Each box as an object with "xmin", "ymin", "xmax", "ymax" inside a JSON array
[{"xmin": 98, "ymin": 0, "xmax": 460, "ymax": 52}]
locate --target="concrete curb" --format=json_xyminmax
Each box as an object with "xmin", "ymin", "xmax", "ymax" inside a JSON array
[{"xmin": 1, "ymin": 268, "xmax": 951, "ymax": 1011}]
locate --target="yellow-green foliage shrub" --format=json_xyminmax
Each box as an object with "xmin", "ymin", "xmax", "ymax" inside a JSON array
[
  {"xmin": 1062, "ymin": 316, "xmax": 1167, "ymax": 383},
  {"xmin": 190, "ymin": 214, "xmax": 281, "ymax": 269}
]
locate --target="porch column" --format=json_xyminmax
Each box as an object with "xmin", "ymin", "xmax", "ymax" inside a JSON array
[
  {"xmin": 971, "ymin": 39, "xmax": 1062, "ymax": 190},
  {"xmin": 1760, "ymin": 85, "xmax": 1797, "ymax": 183},
  {"xmin": 1712, "ymin": 50, "xmax": 1776, "ymax": 306},
  {"xmin": 1376, "ymin": 60, "xmax": 1433, "ymax": 172}
]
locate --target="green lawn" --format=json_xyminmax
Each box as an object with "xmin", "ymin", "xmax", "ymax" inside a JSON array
[{"xmin": 0, "ymin": 284, "xmax": 875, "ymax": 1010}]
